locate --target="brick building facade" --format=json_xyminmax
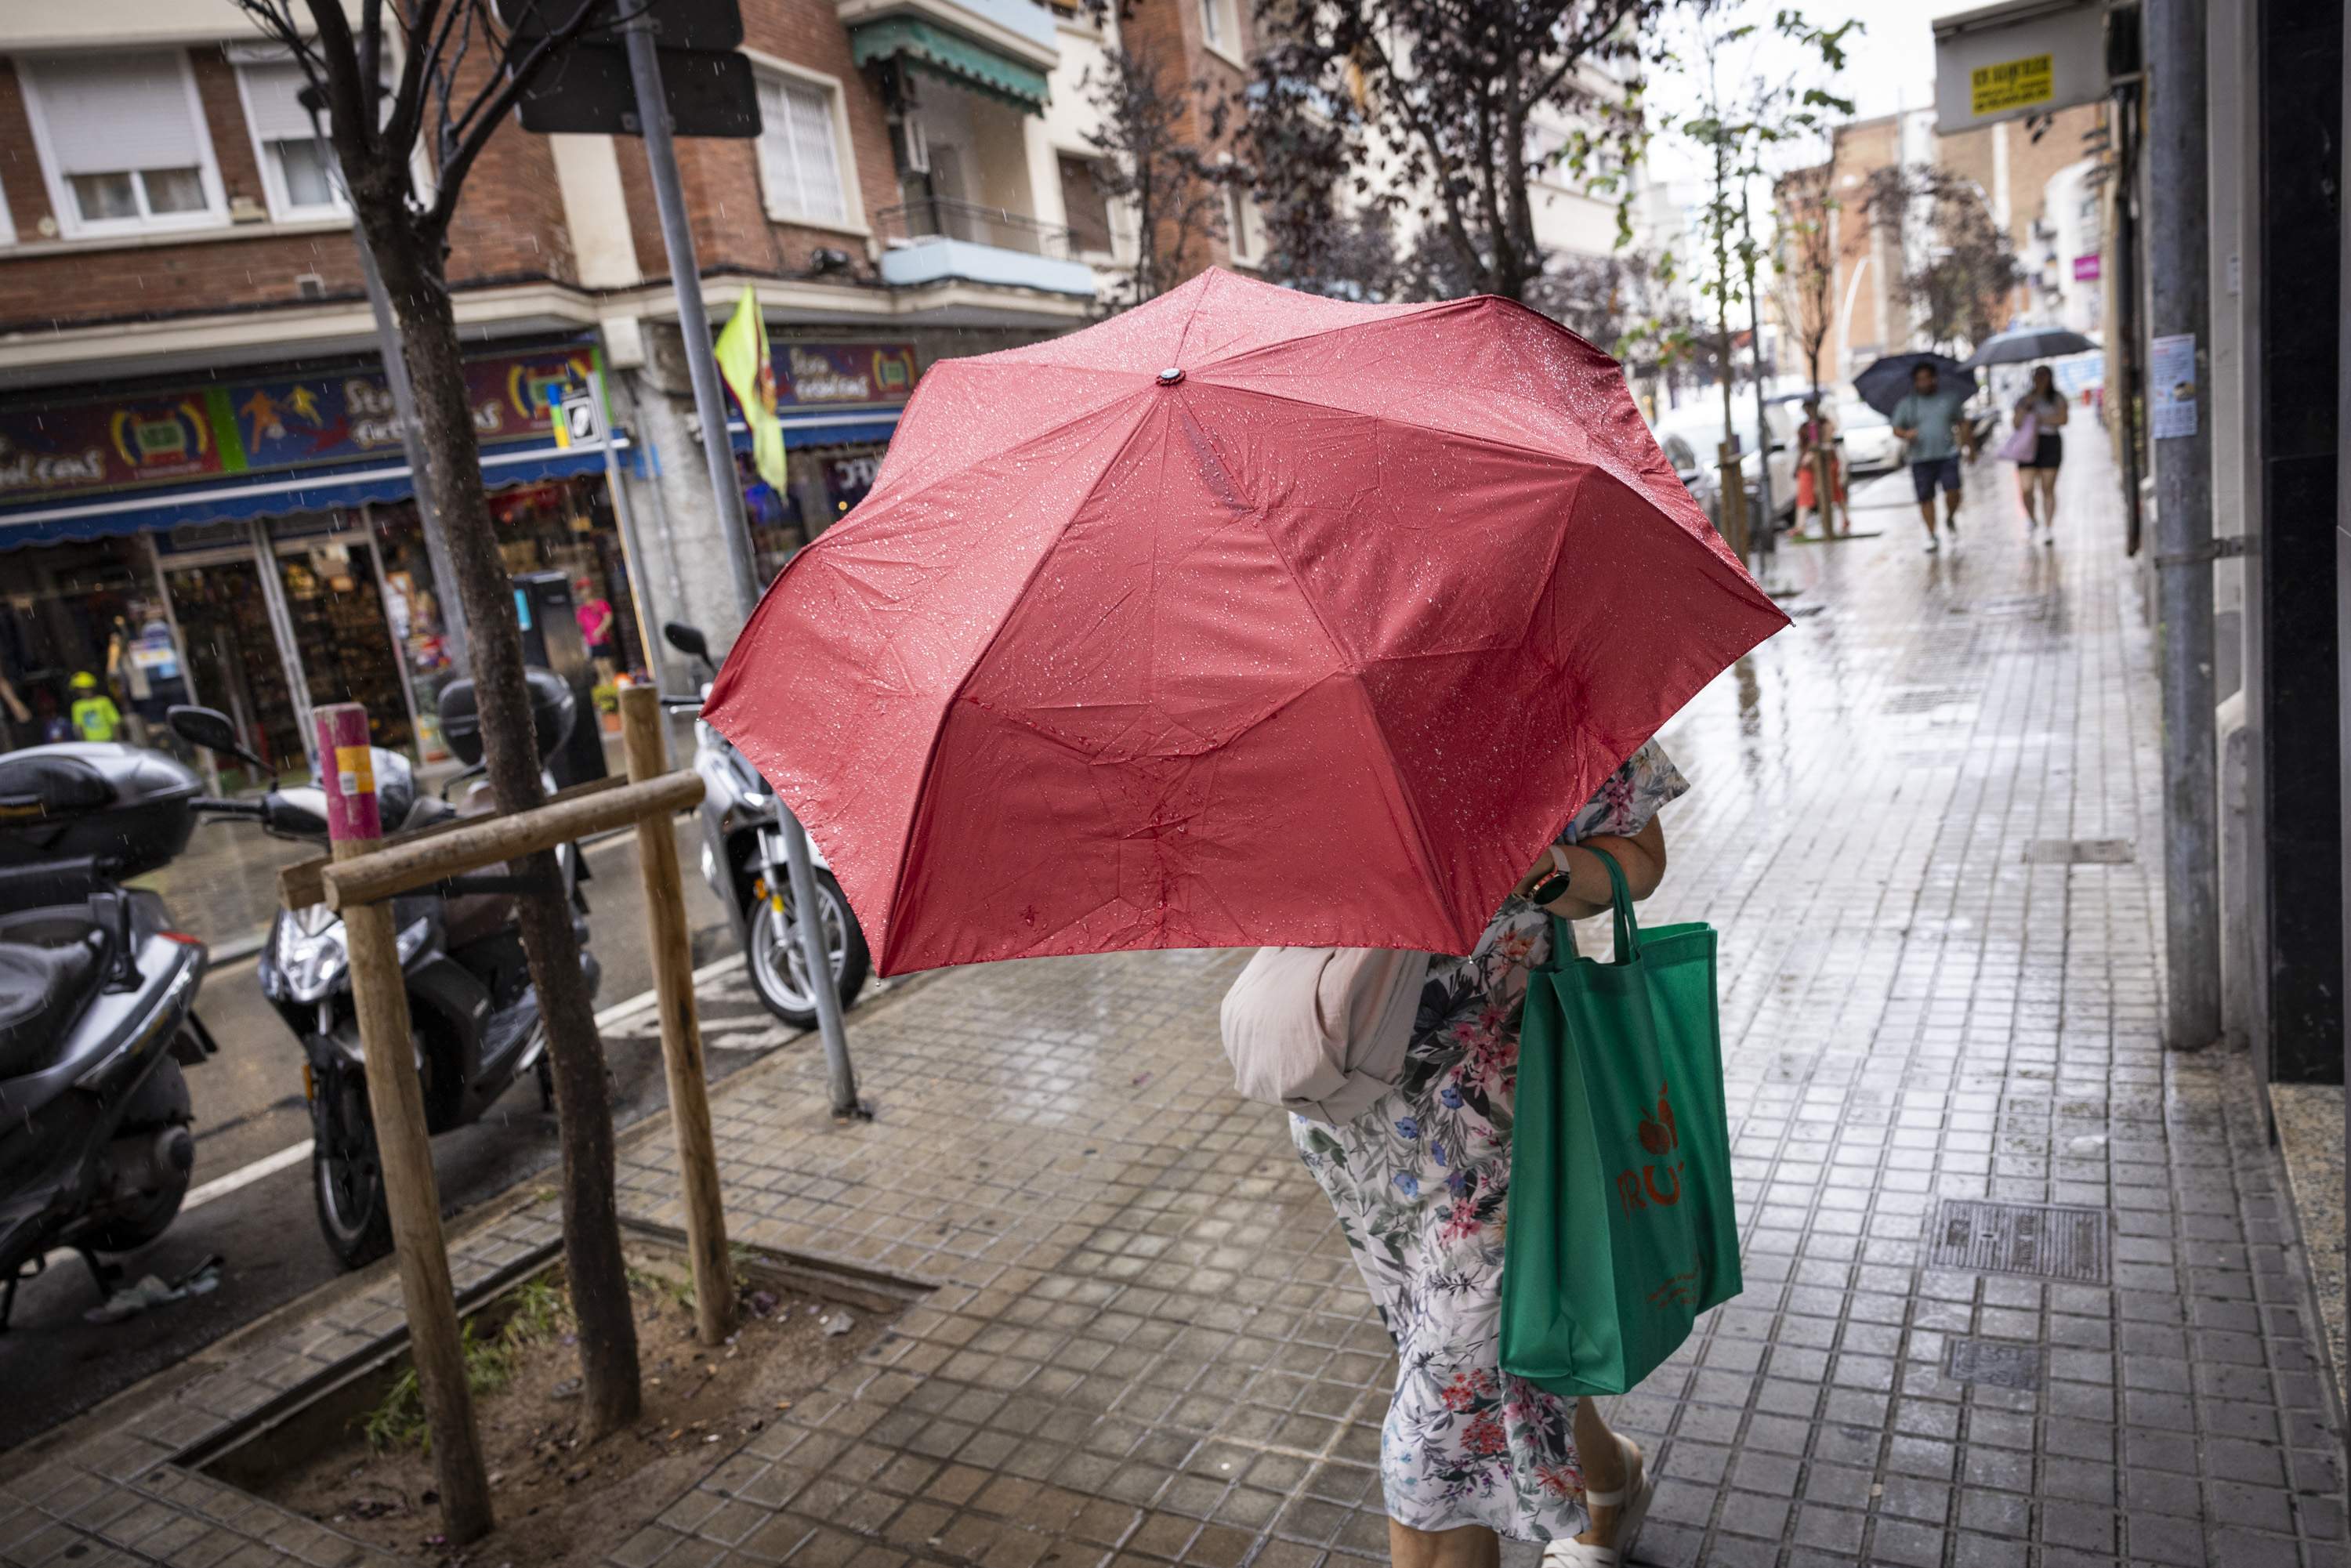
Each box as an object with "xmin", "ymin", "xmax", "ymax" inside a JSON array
[{"xmin": 0, "ymin": 0, "xmax": 1143, "ymax": 774}]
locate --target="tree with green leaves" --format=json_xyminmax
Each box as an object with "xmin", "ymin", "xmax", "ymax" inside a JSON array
[
  {"xmin": 1242, "ymin": 0, "xmax": 1672, "ymax": 306},
  {"xmin": 1671, "ymin": 8, "xmax": 1856, "ymax": 551}
]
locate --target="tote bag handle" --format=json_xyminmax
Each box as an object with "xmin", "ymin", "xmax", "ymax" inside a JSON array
[{"xmin": 1585, "ymin": 845, "xmax": 1642, "ymax": 965}]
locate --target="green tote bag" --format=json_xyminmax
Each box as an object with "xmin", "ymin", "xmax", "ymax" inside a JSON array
[{"xmin": 1498, "ymin": 848, "xmax": 1741, "ymax": 1397}]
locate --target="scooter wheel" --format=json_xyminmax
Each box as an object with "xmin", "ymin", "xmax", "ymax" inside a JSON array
[
  {"xmin": 745, "ymin": 869, "xmax": 871, "ymax": 1030},
  {"xmin": 83, "ymin": 1058, "xmax": 194, "ymax": 1253},
  {"xmin": 313, "ymin": 1075, "xmax": 393, "ymax": 1269}
]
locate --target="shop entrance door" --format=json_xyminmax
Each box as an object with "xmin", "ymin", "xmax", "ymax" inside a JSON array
[
  {"xmin": 162, "ymin": 556, "xmax": 306, "ymax": 789},
  {"xmin": 271, "ymin": 525, "xmax": 415, "ymax": 755}
]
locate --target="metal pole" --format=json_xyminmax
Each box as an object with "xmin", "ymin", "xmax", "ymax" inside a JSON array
[
  {"xmin": 1741, "ymin": 190, "xmax": 1785, "ymax": 588},
  {"xmin": 586, "ymin": 371, "xmax": 661, "ymax": 677},
  {"xmin": 353, "ymin": 224, "xmax": 469, "ymax": 679},
  {"xmin": 2147, "ymin": 0, "xmax": 2221, "ymax": 1049},
  {"xmin": 625, "ymin": 20, "xmax": 862, "ymax": 1117}
]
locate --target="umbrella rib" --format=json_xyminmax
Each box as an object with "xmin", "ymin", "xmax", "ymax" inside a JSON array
[
  {"xmin": 826, "ymin": 379, "xmax": 1159, "ymax": 530},
  {"xmin": 876, "ymin": 398, "xmax": 1166, "ymax": 968}
]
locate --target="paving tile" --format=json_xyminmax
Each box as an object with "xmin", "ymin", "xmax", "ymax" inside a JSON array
[{"xmin": 18, "ymin": 446, "xmax": 2332, "ymax": 1568}]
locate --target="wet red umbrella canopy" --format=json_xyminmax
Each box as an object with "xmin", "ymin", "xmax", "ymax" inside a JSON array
[{"xmin": 705, "ymin": 269, "xmax": 1788, "ymax": 974}]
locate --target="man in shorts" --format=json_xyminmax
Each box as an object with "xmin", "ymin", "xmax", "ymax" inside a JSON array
[{"xmin": 1892, "ymin": 363, "xmax": 1976, "ymax": 552}]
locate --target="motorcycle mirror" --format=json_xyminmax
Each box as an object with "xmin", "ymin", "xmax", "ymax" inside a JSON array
[
  {"xmin": 440, "ymin": 760, "xmax": 487, "ymax": 802},
  {"xmin": 168, "ymin": 704, "xmax": 271, "ymax": 773},
  {"xmin": 663, "ymin": 621, "xmax": 714, "ymax": 672}
]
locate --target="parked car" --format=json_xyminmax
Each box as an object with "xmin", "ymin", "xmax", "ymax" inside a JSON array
[
  {"xmin": 1836, "ymin": 398, "xmax": 1900, "ymax": 474},
  {"xmin": 1651, "ymin": 400, "xmax": 1799, "ymax": 527}
]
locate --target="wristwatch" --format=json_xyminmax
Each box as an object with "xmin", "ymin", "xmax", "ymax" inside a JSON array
[{"xmin": 1527, "ymin": 845, "xmax": 1573, "ymax": 905}]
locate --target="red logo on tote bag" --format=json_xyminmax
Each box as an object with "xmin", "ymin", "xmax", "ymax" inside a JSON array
[{"xmin": 1615, "ymin": 1083, "xmax": 1686, "ymax": 1216}]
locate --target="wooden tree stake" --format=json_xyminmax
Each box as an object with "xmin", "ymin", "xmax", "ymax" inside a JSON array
[
  {"xmin": 315, "ymin": 704, "xmax": 493, "ymax": 1544},
  {"xmin": 619, "ymin": 686, "xmax": 734, "ymax": 1344}
]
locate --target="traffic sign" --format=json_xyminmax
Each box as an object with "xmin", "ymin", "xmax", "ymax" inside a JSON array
[
  {"xmin": 496, "ymin": 0, "xmax": 745, "ymax": 51},
  {"xmin": 512, "ymin": 44, "xmax": 759, "ymax": 137},
  {"xmin": 552, "ymin": 389, "xmax": 602, "ymax": 449}
]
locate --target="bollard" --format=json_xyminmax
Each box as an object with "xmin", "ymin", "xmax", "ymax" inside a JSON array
[
  {"xmin": 315, "ymin": 704, "xmax": 493, "ymax": 1543},
  {"xmin": 618, "ymin": 687, "xmax": 734, "ymax": 1343}
]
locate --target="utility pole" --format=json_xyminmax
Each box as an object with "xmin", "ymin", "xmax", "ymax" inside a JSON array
[
  {"xmin": 621, "ymin": 17, "xmax": 864, "ymax": 1117},
  {"xmin": 1741, "ymin": 190, "xmax": 1788, "ymax": 594},
  {"xmin": 2146, "ymin": 0, "xmax": 2220, "ymax": 1048}
]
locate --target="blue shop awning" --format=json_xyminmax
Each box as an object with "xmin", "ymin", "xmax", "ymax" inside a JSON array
[{"xmin": 0, "ymin": 439, "xmax": 621, "ymax": 549}]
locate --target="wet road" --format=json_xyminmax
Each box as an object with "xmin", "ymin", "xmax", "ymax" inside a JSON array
[{"xmin": 0, "ymin": 814, "xmax": 756, "ymax": 1454}]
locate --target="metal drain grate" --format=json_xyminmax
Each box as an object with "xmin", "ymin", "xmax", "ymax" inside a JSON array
[
  {"xmin": 1926, "ymin": 1199, "xmax": 2110, "ymax": 1283},
  {"xmin": 1943, "ymin": 1338, "xmax": 2045, "ymax": 1389},
  {"xmin": 2021, "ymin": 838, "xmax": 2135, "ymax": 864}
]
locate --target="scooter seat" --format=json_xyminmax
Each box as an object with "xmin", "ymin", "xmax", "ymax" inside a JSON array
[{"xmin": 0, "ymin": 932, "xmax": 104, "ymax": 1078}]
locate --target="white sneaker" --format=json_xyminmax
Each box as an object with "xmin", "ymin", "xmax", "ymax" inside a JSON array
[{"xmin": 1922, "ymin": 533, "xmax": 1940, "ymax": 553}]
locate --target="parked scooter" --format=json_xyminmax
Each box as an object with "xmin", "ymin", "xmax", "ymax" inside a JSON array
[
  {"xmin": 0, "ymin": 743, "xmax": 216, "ymax": 1327},
  {"xmin": 169, "ymin": 670, "xmax": 598, "ymax": 1269},
  {"xmin": 661, "ymin": 623, "xmax": 869, "ymax": 1027}
]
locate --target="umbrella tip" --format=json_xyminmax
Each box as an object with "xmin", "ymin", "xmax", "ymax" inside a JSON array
[{"xmin": 1157, "ymin": 367, "xmax": 1185, "ymax": 386}]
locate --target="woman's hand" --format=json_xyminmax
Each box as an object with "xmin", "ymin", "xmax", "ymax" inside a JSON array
[{"xmin": 1514, "ymin": 818, "xmax": 1670, "ymax": 918}]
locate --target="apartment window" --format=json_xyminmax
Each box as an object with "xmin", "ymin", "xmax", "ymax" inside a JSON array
[
  {"xmin": 1200, "ymin": 0, "xmax": 1237, "ymax": 51},
  {"xmin": 755, "ymin": 72, "xmax": 849, "ymax": 226},
  {"xmin": 1223, "ymin": 186, "xmax": 1262, "ymax": 265},
  {"xmin": 237, "ymin": 58, "xmax": 346, "ymax": 219},
  {"xmin": 1059, "ymin": 154, "xmax": 1114, "ymax": 254},
  {"xmin": 20, "ymin": 51, "xmax": 224, "ymax": 236},
  {"xmin": 0, "ymin": 179, "xmax": 13, "ymax": 246}
]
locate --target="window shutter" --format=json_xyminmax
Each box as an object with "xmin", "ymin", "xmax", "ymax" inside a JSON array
[
  {"xmin": 27, "ymin": 52, "xmax": 208, "ymax": 176},
  {"xmin": 782, "ymin": 83, "xmax": 843, "ymax": 222},
  {"xmin": 240, "ymin": 60, "xmax": 324, "ymax": 145},
  {"xmin": 759, "ymin": 75, "xmax": 845, "ymax": 225}
]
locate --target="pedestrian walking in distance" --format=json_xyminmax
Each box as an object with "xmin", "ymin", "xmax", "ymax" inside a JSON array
[
  {"xmin": 2011, "ymin": 364, "xmax": 2069, "ymax": 543},
  {"xmin": 1892, "ymin": 361, "xmax": 1976, "ymax": 552},
  {"xmin": 1292, "ymin": 744, "xmax": 1688, "ymax": 1566},
  {"xmin": 1795, "ymin": 396, "xmax": 1849, "ymax": 538}
]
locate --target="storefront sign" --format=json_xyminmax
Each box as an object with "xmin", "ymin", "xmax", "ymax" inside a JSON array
[
  {"xmin": 0, "ymin": 347, "xmax": 601, "ymax": 508},
  {"xmin": 0, "ymin": 391, "xmax": 231, "ymax": 501},
  {"xmin": 1969, "ymin": 53, "xmax": 2052, "ymax": 117},
  {"xmin": 2070, "ymin": 253, "xmax": 2102, "ymax": 282},
  {"xmin": 1933, "ymin": 0, "xmax": 2104, "ymax": 135},
  {"xmin": 776, "ymin": 342, "xmax": 919, "ymax": 407}
]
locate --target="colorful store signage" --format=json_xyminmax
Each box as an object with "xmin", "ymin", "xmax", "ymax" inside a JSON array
[
  {"xmin": 774, "ymin": 342, "xmax": 919, "ymax": 407},
  {"xmin": 0, "ymin": 346, "xmax": 601, "ymax": 508}
]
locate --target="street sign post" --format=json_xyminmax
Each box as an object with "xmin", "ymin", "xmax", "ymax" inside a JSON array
[{"xmin": 500, "ymin": 0, "xmax": 864, "ymax": 1119}]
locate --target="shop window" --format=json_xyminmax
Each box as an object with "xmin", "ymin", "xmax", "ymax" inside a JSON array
[
  {"xmin": 19, "ymin": 51, "xmax": 226, "ymax": 237},
  {"xmin": 235, "ymin": 58, "xmax": 349, "ymax": 220},
  {"xmin": 1059, "ymin": 154, "xmax": 1115, "ymax": 255},
  {"xmin": 755, "ymin": 71, "xmax": 849, "ymax": 228}
]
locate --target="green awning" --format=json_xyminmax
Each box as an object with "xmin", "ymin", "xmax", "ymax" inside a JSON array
[{"xmin": 849, "ymin": 18, "xmax": 1050, "ymax": 113}]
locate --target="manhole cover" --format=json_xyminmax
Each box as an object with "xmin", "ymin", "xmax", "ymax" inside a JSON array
[
  {"xmin": 1925, "ymin": 1199, "xmax": 2110, "ymax": 1283},
  {"xmin": 1943, "ymin": 1338, "xmax": 2044, "ymax": 1389},
  {"xmin": 2021, "ymin": 838, "xmax": 2135, "ymax": 864}
]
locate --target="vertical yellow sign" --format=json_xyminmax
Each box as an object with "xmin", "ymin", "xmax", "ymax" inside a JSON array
[{"xmin": 1972, "ymin": 54, "xmax": 2055, "ymax": 116}]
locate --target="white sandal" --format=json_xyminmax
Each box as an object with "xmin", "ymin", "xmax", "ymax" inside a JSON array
[{"xmin": 1540, "ymin": 1435, "xmax": 1654, "ymax": 1566}]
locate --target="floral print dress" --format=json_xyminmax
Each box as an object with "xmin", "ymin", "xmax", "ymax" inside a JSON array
[{"xmin": 1291, "ymin": 739, "xmax": 1690, "ymax": 1541}]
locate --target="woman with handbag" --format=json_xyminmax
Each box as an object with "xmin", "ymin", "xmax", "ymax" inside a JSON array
[
  {"xmin": 2009, "ymin": 364, "xmax": 2070, "ymax": 542},
  {"xmin": 1290, "ymin": 740, "xmax": 1687, "ymax": 1567}
]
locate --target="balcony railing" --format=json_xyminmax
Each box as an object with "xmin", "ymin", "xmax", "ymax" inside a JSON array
[{"xmin": 877, "ymin": 196, "xmax": 1078, "ymax": 260}]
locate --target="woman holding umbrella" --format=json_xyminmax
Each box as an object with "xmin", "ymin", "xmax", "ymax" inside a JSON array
[
  {"xmin": 2010, "ymin": 364, "xmax": 2070, "ymax": 542},
  {"xmin": 702, "ymin": 270, "xmax": 1790, "ymax": 1568},
  {"xmin": 1293, "ymin": 745, "xmax": 1688, "ymax": 1566}
]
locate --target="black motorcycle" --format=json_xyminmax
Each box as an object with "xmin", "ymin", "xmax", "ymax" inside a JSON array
[
  {"xmin": 170, "ymin": 671, "xmax": 597, "ymax": 1269},
  {"xmin": 0, "ymin": 744, "xmax": 216, "ymax": 1327}
]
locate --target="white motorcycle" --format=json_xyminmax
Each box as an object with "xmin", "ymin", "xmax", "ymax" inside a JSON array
[{"xmin": 661, "ymin": 623, "xmax": 870, "ymax": 1028}]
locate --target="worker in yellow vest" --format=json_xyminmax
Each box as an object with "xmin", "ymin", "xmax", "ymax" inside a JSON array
[{"xmin": 69, "ymin": 672, "xmax": 122, "ymax": 744}]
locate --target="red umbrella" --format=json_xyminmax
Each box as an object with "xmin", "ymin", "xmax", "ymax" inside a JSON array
[{"xmin": 705, "ymin": 269, "xmax": 1787, "ymax": 974}]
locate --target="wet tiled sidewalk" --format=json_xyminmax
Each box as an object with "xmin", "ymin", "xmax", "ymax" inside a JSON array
[
  {"xmin": 610, "ymin": 451, "xmax": 2340, "ymax": 1568},
  {"xmin": 8, "ymin": 446, "xmax": 2342, "ymax": 1568}
]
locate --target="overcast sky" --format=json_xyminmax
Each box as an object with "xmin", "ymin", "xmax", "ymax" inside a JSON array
[{"xmin": 1642, "ymin": 0, "xmax": 1981, "ymax": 185}]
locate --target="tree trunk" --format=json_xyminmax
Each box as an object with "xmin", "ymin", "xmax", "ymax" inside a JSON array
[{"xmin": 366, "ymin": 212, "xmax": 643, "ymax": 1439}]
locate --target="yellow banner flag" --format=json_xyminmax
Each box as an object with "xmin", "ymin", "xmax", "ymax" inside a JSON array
[{"xmin": 713, "ymin": 286, "xmax": 786, "ymax": 492}]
